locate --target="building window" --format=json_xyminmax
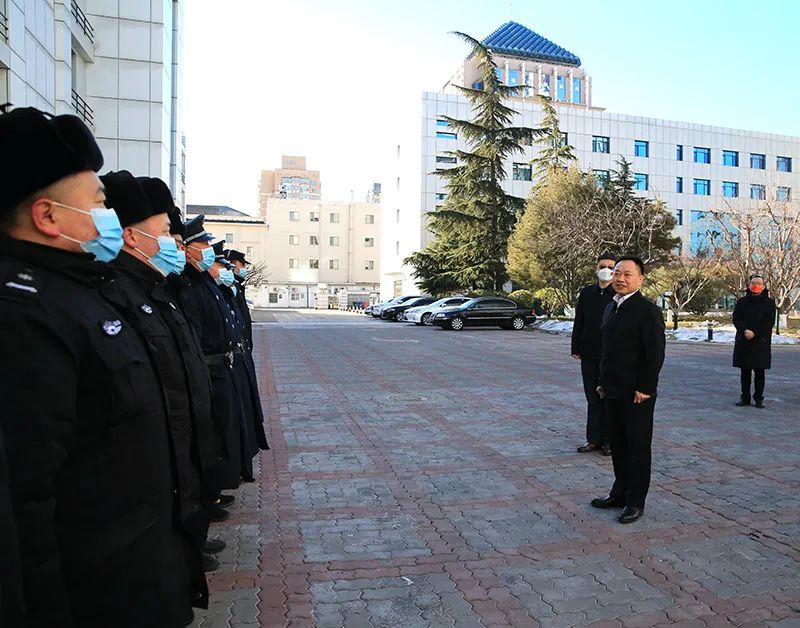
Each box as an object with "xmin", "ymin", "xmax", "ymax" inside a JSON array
[
  {"xmin": 289, "ymin": 211, "xmax": 299, "ymax": 222},
  {"xmin": 750, "ymin": 153, "xmax": 766, "ymax": 169},
  {"xmin": 592, "ymin": 169, "xmax": 610, "ymax": 187},
  {"xmin": 225, "ymin": 232, "xmax": 234, "ymax": 243},
  {"xmin": 288, "ymin": 258, "xmax": 299, "ymax": 269},
  {"xmin": 540, "ymin": 74, "xmax": 551, "ymax": 97},
  {"xmin": 556, "ymin": 75, "xmax": 567, "ymax": 101},
  {"xmin": 246, "ymin": 246, "xmax": 254, "ymax": 257},
  {"xmin": 777, "ymin": 186, "xmax": 792, "ymax": 201},
  {"xmin": 560, "ymin": 132, "xmax": 569, "ymax": 147},
  {"xmin": 290, "ymin": 291, "xmax": 302, "ymax": 301},
  {"xmin": 310, "ymin": 211, "xmax": 319, "ymax": 222},
  {"xmin": 750, "ymin": 184, "xmax": 766, "ymax": 200},
  {"xmin": 508, "ymin": 69, "xmax": 520, "ymax": 89},
  {"xmin": 512, "ymin": 163, "xmax": 532, "ymax": 181},
  {"xmin": 329, "ymin": 259, "xmax": 339, "ymax": 270},
  {"xmin": 676, "ymin": 176, "xmax": 683, "ymax": 193},
  {"xmin": 722, "ymin": 181, "xmax": 739, "ymax": 198},
  {"xmin": 309, "ymin": 235, "xmax": 318, "ymax": 245},
  {"xmin": 436, "ymin": 131, "xmax": 457, "ymax": 140},
  {"xmin": 592, "ymin": 136, "xmax": 610, "ymax": 153},
  {"xmin": 693, "ymin": 147, "xmax": 711, "ymax": 164},
  {"xmin": 365, "ymin": 214, "xmax": 375, "ymax": 224},
  {"xmin": 364, "ymin": 237, "xmax": 374, "ymax": 247},
  {"xmin": 435, "ymin": 193, "xmax": 447, "ymax": 201},
  {"xmin": 395, "ymin": 241, "xmax": 400, "ymax": 255},
  {"xmin": 722, "ymin": 150, "xmax": 739, "ymax": 167},
  {"xmin": 436, "ymin": 119, "xmax": 449, "ymax": 127},
  {"xmin": 777, "ymin": 156, "xmax": 792, "ymax": 172},
  {"xmin": 634, "ymin": 140, "xmax": 649, "ymax": 158},
  {"xmin": 633, "ymin": 173, "xmax": 648, "ymax": 190},
  {"xmin": 309, "ymin": 259, "xmax": 319, "ymax": 269},
  {"xmin": 364, "ymin": 260, "xmax": 375, "ymax": 270},
  {"xmin": 675, "ymin": 209, "xmax": 684, "ymax": 226},
  {"xmin": 572, "ymin": 77, "xmax": 582, "ymax": 104},
  {"xmin": 329, "ymin": 236, "xmax": 339, "ymax": 246},
  {"xmin": 436, "ymin": 156, "xmax": 457, "ymax": 164},
  {"xmin": 395, "ymin": 209, "xmax": 400, "ymax": 223},
  {"xmin": 330, "ymin": 212, "xmax": 339, "ymax": 223},
  {"xmin": 676, "ymin": 145, "xmax": 684, "ymax": 161},
  {"xmin": 693, "ymin": 178, "xmax": 711, "ymax": 195},
  {"xmin": 288, "ymin": 235, "xmax": 299, "ymax": 245},
  {"xmin": 690, "ymin": 211, "xmax": 709, "ymax": 252}
]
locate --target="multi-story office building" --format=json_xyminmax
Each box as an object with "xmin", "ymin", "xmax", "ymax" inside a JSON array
[
  {"xmin": 0, "ymin": 0, "xmax": 186, "ymax": 207},
  {"xmin": 381, "ymin": 21, "xmax": 800, "ymax": 299},
  {"xmin": 258, "ymin": 155, "xmax": 322, "ymax": 208}
]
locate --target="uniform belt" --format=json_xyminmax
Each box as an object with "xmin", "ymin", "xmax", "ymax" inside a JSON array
[{"xmin": 204, "ymin": 347, "xmax": 243, "ymax": 367}]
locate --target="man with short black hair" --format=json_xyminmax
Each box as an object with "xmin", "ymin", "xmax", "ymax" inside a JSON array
[
  {"xmin": 591, "ymin": 256, "xmax": 665, "ymax": 524},
  {"xmin": 572, "ymin": 254, "xmax": 617, "ymax": 456}
]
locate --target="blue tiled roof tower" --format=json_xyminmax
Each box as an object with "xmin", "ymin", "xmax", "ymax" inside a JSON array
[{"xmin": 481, "ymin": 22, "xmax": 581, "ymax": 67}]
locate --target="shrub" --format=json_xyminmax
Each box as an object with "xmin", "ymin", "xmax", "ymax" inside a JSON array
[{"xmin": 508, "ymin": 289, "xmax": 535, "ymax": 307}]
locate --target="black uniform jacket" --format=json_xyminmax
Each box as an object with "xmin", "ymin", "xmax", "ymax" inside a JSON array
[
  {"xmin": 732, "ymin": 289, "xmax": 776, "ymax": 370},
  {"xmin": 571, "ymin": 282, "xmax": 615, "ymax": 359}
]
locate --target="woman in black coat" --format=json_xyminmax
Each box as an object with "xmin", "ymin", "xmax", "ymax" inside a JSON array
[{"xmin": 732, "ymin": 275, "xmax": 776, "ymax": 408}]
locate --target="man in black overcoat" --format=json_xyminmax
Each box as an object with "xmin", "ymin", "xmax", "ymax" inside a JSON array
[{"xmin": 732, "ymin": 274, "xmax": 776, "ymax": 408}]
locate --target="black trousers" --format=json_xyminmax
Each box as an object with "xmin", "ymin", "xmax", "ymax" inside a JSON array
[
  {"xmin": 605, "ymin": 396, "xmax": 655, "ymax": 509},
  {"xmin": 580, "ymin": 359, "xmax": 607, "ymax": 445},
  {"xmin": 740, "ymin": 368, "xmax": 766, "ymax": 401}
]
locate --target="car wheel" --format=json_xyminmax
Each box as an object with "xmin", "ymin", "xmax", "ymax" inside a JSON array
[
  {"xmin": 421, "ymin": 312, "xmax": 431, "ymax": 325},
  {"xmin": 449, "ymin": 316, "xmax": 464, "ymax": 331},
  {"xmin": 511, "ymin": 316, "xmax": 526, "ymax": 330}
]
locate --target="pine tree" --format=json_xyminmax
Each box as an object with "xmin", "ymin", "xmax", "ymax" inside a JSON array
[
  {"xmin": 404, "ymin": 32, "xmax": 543, "ymax": 294},
  {"xmin": 529, "ymin": 95, "xmax": 577, "ymax": 180}
]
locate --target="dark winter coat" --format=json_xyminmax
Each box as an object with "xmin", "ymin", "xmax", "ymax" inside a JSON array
[
  {"xmin": 0, "ymin": 425, "xmax": 24, "ymax": 628},
  {"xmin": 0, "ymin": 235, "xmax": 196, "ymax": 628},
  {"xmin": 234, "ymin": 276, "xmax": 254, "ymax": 351},
  {"xmin": 572, "ymin": 282, "xmax": 616, "ymax": 359},
  {"xmin": 732, "ymin": 290, "xmax": 776, "ymax": 370}
]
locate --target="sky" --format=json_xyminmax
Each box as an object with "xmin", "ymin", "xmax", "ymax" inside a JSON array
[{"xmin": 183, "ymin": 0, "xmax": 799, "ymax": 214}]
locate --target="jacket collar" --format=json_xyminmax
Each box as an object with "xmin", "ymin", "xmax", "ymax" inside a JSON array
[{"xmin": 112, "ymin": 250, "xmax": 165, "ymax": 287}]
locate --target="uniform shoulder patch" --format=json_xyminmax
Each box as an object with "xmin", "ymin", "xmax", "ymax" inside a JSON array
[{"xmin": 2, "ymin": 265, "xmax": 40, "ymax": 296}]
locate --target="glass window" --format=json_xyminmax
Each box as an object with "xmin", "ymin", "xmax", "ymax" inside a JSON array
[
  {"xmin": 540, "ymin": 74, "xmax": 551, "ymax": 97},
  {"xmin": 225, "ymin": 232, "xmax": 233, "ymax": 243},
  {"xmin": 592, "ymin": 136, "xmax": 610, "ymax": 153},
  {"xmin": 309, "ymin": 259, "xmax": 319, "ymax": 269},
  {"xmin": 246, "ymin": 247, "xmax": 254, "ymax": 257},
  {"xmin": 310, "ymin": 211, "xmax": 319, "ymax": 222},
  {"xmin": 777, "ymin": 156, "xmax": 792, "ymax": 172},
  {"xmin": 676, "ymin": 144, "xmax": 684, "ymax": 161},
  {"xmin": 436, "ymin": 132, "xmax": 457, "ymax": 140},
  {"xmin": 572, "ymin": 77, "xmax": 582, "ymax": 103},
  {"xmin": 722, "ymin": 150, "xmax": 739, "ymax": 167},
  {"xmin": 508, "ymin": 69, "xmax": 520, "ymax": 88},
  {"xmin": 777, "ymin": 186, "xmax": 792, "ymax": 201},
  {"xmin": 330, "ymin": 213, "xmax": 339, "ymax": 223},
  {"xmin": 364, "ymin": 237, "xmax": 374, "ymax": 247},
  {"xmin": 365, "ymin": 214, "xmax": 375, "ymax": 224},
  {"xmin": 288, "ymin": 235, "xmax": 299, "ymax": 245},
  {"xmin": 560, "ymin": 132, "xmax": 569, "ymax": 147},
  {"xmin": 693, "ymin": 147, "xmax": 711, "ymax": 164},
  {"xmin": 750, "ymin": 184, "xmax": 766, "ymax": 200},
  {"xmin": 309, "ymin": 235, "xmax": 318, "ymax": 245},
  {"xmin": 693, "ymin": 178, "xmax": 711, "ymax": 195},
  {"xmin": 435, "ymin": 193, "xmax": 447, "ymax": 200},
  {"xmin": 592, "ymin": 169, "xmax": 610, "ymax": 187},
  {"xmin": 436, "ymin": 156, "xmax": 457, "ymax": 164},
  {"xmin": 676, "ymin": 176, "xmax": 683, "ymax": 193},
  {"xmin": 523, "ymin": 72, "xmax": 534, "ymax": 97},
  {"xmin": 675, "ymin": 209, "xmax": 683, "ymax": 226},
  {"xmin": 722, "ymin": 181, "xmax": 739, "ymax": 198},
  {"xmin": 512, "ymin": 163, "xmax": 532, "ymax": 181},
  {"xmin": 495, "ymin": 67, "xmax": 503, "ymax": 83},
  {"xmin": 329, "ymin": 236, "xmax": 339, "ymax": 246},
  {"xmin": 288, "ymin": 258, "xmax": 299, "ymax": 269},
  {"xmin": 289, "ymin": 211, "xmax": 299, "ymax": 222},
  {"xmin": 556, "ymin": 75, "xmax": 566, "ymax": 101},
  {"xmin": 634, "ymin": 173, "xmax": 648, "ymax": 190},
  {"xmin": 634, "ymin": 140, "xmax": 649, "ymax": 158},
  {"xmin": 750, "ymin": 153, "xmax": 766, "ymax": 169},
  {"xmin": 690, "ymin": 211, "xmax": 709, "ymax": 253},
  {"xmin": 329, "ymin": 259, "xmax": 339, "ymax": 270},
  {"xmin": 364, "ymin": 260, "xmax": 375, "ymax": 270},
  {"xmin": 436, "ymin": 119, "xmax": 449, "ymax": 127}
]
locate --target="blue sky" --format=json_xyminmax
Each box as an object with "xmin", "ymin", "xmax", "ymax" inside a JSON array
[{"xmin": 183, "ymin": 0, "xmax": 798, "ymax": 211}]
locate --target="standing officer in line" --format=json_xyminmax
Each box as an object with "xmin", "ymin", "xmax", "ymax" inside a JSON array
[
  {"xmin": 225, "ymin": 249, "xmax": 254, "ymax": 351},
  {"xmin": 591, "ymin": 256, "xmax": 665, "ymax": 524},
  {"xmin": 0, "ymin": 107, "xmax": 196, "ymax": 626},
  {"xmin": 572, "ymin": 254, "xmax": 617, "ymax": 456}
]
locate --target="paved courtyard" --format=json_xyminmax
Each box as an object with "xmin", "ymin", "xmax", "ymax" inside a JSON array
[{"xmin": 191, "ymin": 310, "xmax": 800, "ymax": 628}]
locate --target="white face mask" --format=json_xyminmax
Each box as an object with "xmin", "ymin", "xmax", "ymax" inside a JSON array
[{"xmin": 597, "ymin": 268, "xmax": 614, "ymax": 282}]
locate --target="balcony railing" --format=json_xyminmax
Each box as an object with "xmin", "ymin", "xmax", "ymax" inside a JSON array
[
  {"xmin": 71, "ymin": 1, "xmax": 94, "ymax": 43},
  {"xmin": 0, "ymin": 1, "xmax": 9, "ymax": 44},
  {"xmin": 72, "ymin": 89, "xmax": 93, "ymax": 125}
]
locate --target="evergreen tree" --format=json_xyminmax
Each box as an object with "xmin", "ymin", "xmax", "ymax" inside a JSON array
[
  {"xmin": 529, "ymin": 95, "xmax": 577, "ymax": 180},
  {"xmin": 404, "ymin": 32, "xmax": 543, "ymax": 294}
]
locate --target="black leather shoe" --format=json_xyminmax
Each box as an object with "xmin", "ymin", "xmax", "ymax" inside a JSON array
[
  {"xmin": 755, "ymin": 399, "xmax": 765, "ymax": 409},
  {"xmin": 208, "ymin": 504, "xmax": 230, "ymax": 522},
  {"xmin": 202, "ymin": 552, "xmax": 219, "ymax": 572},
  {"xmin": 601, "ymin": 444, "xmax": 612, "ymax": 456},
  {"xmin": 591, "ymin": 495, "xmax": 625, "ymax": 509},
  {"xmin": 577, "ymin": 442, "xmax": 601, "ymax": 453},
  {"xmin": 204, "ymin": 538, "xmax": 226, "ymax": 554},
  {"xmin": 618, "ymin": 506, "xmax": 644, "ymax": 523},
  {"xmin": 735, "ymin": 399, "xmax": 751, "ymax": 407},
  {"xmin": 215, "ymin": 494, "xmax": 235, "ymax": 507}
]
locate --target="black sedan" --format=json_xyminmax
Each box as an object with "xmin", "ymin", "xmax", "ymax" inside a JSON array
[
  {"xmin": 430, "ymin": 297, "xmax": 536, "ymax": 331},
  {"xmin": 380, "ymin": 296, "xmax": 436, "ymax": 321}
]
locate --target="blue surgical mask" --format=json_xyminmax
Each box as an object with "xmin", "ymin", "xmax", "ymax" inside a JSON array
[
  {"xmin": 219, "ymin": 268, "xmax": 235, "ymax": 287},
  {"xmin": 235, "ymin": 267, "xmax": 248, "ymax": 279},
  {"xmin": 134, "ymin": 229, "xmax": 179, "ymax": 277},
  {"xmin": 231, "ymin": 284, "xmax": 238, "ymax": 297},
  {"xmin": 55, "ymin": 203, "xmax": 124, "ymax": 263},
  {"xmin": 172, "ymin": 249, "xmax": 186, "ymax": 274},
  {"xmin": 190, "ymin": 245, "xmax": 215, "ymax": 271}
]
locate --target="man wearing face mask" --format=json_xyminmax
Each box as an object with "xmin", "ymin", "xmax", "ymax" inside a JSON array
[
  {"xmin": 180, "ymin": 217, "xmax": 245, "ymax": 499},
  {"xmin": 101, "ymin": 171, "xmax": 226, "ymax": 579},
  {"xmin": 572, "ymin": 254, "xmax": 617, "ymax": 457},
  {"xmin": 0, "ymin": 108, "xmax": 196, "ymax": 626},
  {"xmin": 225, "ymin": 249, "xmax": 254, "ymax": 352},
  {"xmin": 732, "ymin": 275, "xmax": 776, "ymax": 409}
]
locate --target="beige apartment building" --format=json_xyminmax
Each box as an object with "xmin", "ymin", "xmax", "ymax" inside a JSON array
[{"xmin": 258, "ymin": 155, "xmax": 321, "ymax": 206}]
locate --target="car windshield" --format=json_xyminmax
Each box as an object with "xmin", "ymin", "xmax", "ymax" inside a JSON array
[
  {"xmin": 402, "ymin": 298, "xmax": 425, "ymax": 307},
  {"xmin": 460, "ymin": 298, "xmax": 479, "ymax": 308}
]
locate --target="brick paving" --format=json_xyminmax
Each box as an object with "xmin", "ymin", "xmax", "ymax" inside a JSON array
[{"xmin": 191, "ymin": 310, "xmax": 800, "ymax": 627}]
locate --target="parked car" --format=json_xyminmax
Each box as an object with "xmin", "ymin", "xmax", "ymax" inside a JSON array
[
  {"xmin": 382, "ymin": 296, "xmax": 436, "ymax": 321},
  {"xmin": 363, "ymin": 304, "xmax": 374, "ymax": 316},
  {"xmin": 402, "ymin": 296, "xmax": 472, "ymax": 325},
  {"xmin": 371, "ymin": 295, "xmax": 422, "ymax": 318},
  {"xmin": 431, "ymin": 297, "xmax": 536, "ymax": 331}
]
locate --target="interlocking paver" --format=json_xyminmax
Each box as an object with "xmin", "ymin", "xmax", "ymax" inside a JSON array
[
  {"xmin": 292, "ymin": 477, "xmax": 397, "ymax": 510},
  {"xmin": 416, "ymin": 469, "xmax": 518, "ymax": 503}
]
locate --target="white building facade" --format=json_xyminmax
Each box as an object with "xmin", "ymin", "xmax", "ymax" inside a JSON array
[
  {"xmin": 0, "ymin": 0, "xmax": 186, "ymax": 206},
  {"xmin": 381, "ymin": 21, "xmax": 800, "ymax": 299}
]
